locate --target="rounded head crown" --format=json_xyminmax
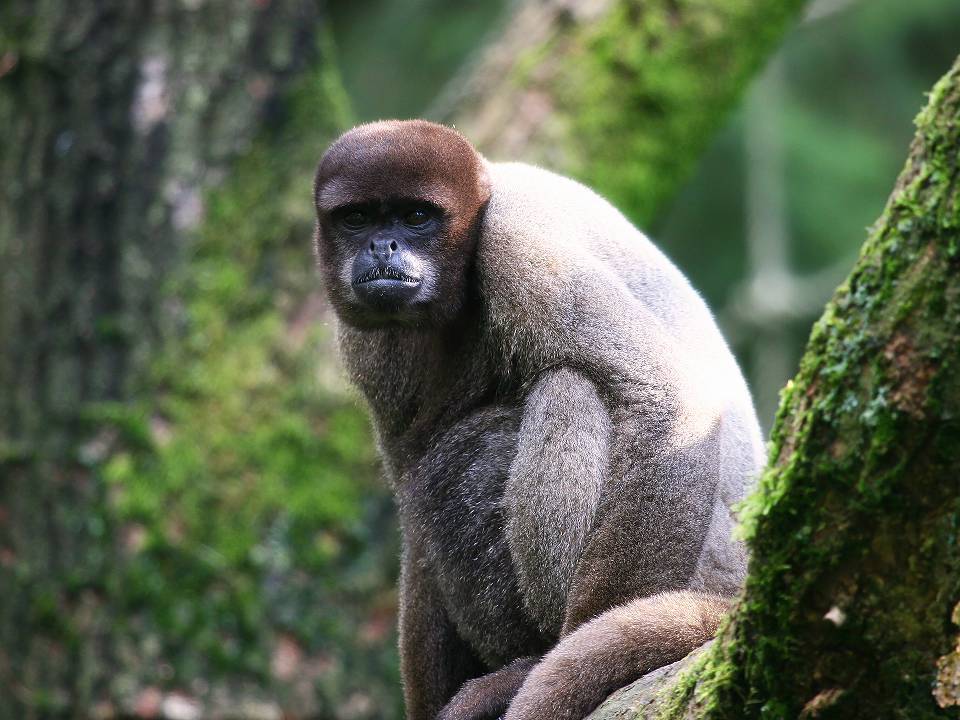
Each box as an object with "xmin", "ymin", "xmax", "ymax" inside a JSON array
[{"xmin": 315, "ymin": 120, "xmax": 489, "ymax": 225}]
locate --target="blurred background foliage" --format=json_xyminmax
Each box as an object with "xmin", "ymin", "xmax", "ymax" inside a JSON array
[
  {"xmin": 1, "ymin": 0, "xmax": 959, "ymax": 719},
  {"xmin": 92, "ymin": 62, "xmax": 404, "ymax": 717},
  {"xmin": 657, "ymin": 0, "xmax": 960, "ymax": 422},
  {"xmin": 330, "ymin": 0, "xmax": 510, "ymax": 121}
]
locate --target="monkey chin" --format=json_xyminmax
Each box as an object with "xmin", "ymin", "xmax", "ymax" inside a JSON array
[{"xmin": 341, "ymin": 279, "xmax": 430, "ymax": 329}]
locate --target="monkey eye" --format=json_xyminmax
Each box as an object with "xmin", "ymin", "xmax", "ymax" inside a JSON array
[
  {"xmin": 340, "ymin": 210, "xmax": 369, "ymax": 230},
  {"xmin": 403, "ymin": 209, "xmax": 430, "ymax": 227}
]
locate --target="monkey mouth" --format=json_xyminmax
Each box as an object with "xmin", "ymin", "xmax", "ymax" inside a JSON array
[{"xmin": 355, "ymin": 266, "xmax": 421, "ymax": 285}]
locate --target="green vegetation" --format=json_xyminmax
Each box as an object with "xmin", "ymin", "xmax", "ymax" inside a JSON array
[
  {"xmin": 453, "ymin": 0, "xmax": 806, "ymax": 229},
  {"xmin": 561, "ymin": 0, "xmax": 805, "ymax": 227},
  {"xmin": 330, "ymin": 0, "xmax": 510, "ymax": 120},
  {"xmin": 657, "ymin": 0, "xmax": 960, "ymax": 426},
  {"xmin": 648, "ymin": 55, "xmax": 960, "ymax": 720},
  {"xmin": 93, "ymin": 53, "xmax": 402, "ymax": 715}
]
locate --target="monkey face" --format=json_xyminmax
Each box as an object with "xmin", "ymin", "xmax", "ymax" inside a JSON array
[
  {"xmin": 322, "ymin": 200, "xmax": 442, "ymax": 325},
  {"xmin": 313, "ymin": 120, "xmax": 491, "ymax": 329}
]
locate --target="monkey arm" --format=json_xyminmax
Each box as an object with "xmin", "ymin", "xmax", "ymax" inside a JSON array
[
  {"xmin": 399, "ymin": 533, "xmax": 486, "ymax": 720},
  {"xmin": 506, "ymin": 367, "xmax": 612, "ymax": 637}
]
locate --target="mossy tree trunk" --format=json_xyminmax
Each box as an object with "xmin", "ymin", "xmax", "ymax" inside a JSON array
[
  {"xmin": 589, "ymin": 54, "xmax": 960, "ymax": 720},
  {"xmin": 442, "ymin": 0, "xmax": 808, "ymax": 227},
  {"xmin": 0, "ymin": 2, "xmax": 348, "ymax": 717}
]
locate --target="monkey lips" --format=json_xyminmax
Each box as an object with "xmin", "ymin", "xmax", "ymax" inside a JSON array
[{"xmin": 352, "ymin": 263, "xmax": 422, "ymax": 308}]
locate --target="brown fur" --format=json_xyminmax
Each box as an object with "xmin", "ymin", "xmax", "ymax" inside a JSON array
[
  {"xmin": 313, "ymin": 120, "xmax": 763, "ymax": 720},
  {"xmin": 506, "ymin": 592, "xmax": 731, "ymax": 719},
  {"xmin": 437, "ymin": 658, "xmax": 539, "ymax": 720},
  {"xmin": 314, "ymin": 119, "xmax": 488, "ymax": 245}
]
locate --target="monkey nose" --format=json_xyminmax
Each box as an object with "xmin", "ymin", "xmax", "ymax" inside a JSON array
[{"xmin": 370, "ymin": 237, "xmax": 399, "ymax": 259}]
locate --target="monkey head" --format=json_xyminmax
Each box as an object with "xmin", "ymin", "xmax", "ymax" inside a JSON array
[{"xmin": 313, "ymin": 120, "xmax": 491, "ymax": 328}]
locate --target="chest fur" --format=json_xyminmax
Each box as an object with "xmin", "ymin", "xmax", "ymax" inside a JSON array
[{"xmin": 395, "ymin": 405, "xmax": 552, "ymax": 666}]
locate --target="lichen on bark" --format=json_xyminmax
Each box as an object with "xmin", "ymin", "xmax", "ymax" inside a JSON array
[
  {"xmin": 935, "ymin": 602, "xmax": 960, "ymax": 709},
  {"xmin": 589, "ymin": 53, "xmax": 960, "ymax": 720}
]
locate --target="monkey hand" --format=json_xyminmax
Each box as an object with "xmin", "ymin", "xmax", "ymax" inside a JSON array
[
  {"xmin": 436, "ymin": 658, "xmax": 537, "ymax": 720},
  {"xmin": 435, "ymin": 678, "xmax": 510, "ymax": 720}
]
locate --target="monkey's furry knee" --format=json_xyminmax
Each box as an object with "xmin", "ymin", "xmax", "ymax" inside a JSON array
[{"xmin": 504, "ymin": 592, "xmax": 731, "ymax": 720}]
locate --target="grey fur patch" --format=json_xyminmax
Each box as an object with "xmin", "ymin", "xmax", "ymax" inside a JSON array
[{"xmin": 508, "ymin": 368, "xmax": 610, "ymax": 635}]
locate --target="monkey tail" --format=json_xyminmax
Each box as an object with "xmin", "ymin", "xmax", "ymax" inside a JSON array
[{"xmin": 503, "ymin": 591, "xmax": 731, "ymax": 720}]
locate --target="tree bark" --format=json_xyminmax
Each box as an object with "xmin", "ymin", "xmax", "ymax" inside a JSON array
[
  {"xmin": 0, "ymin": 2, "xmax": 339, "ymax": 717},
  {"xmin": 440, "ymin": 0, "xmax": 808, "ymax": 226},
  {"xmin": 588, "ymin": 53, "xmax": 960, "ymax": 719}
]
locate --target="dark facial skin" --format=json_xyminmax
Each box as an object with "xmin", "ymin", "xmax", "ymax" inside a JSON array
[{"xmin": 328, "ymin": 199, "xmax": 442, "ymax": 322}]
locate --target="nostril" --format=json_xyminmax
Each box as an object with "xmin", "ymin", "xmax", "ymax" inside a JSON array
[
  {"xmin": 390, "ymin": 241, "xmax": 397, "ymax": 252},
  {"xmin": 369, "ymin": 242, "xmax": 375, "ymax": 252}
]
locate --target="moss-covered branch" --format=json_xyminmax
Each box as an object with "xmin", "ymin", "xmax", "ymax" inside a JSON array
[
  {"xmin": 589, "ymin": 53, "xmax": 960, "ymax": 720},
  {"xmin": 443, "ymin": 0, "xmax": 808, "ymax": 226}
]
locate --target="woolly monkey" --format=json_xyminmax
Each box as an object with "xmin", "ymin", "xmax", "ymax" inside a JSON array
[{"xmin": 313, "ymin": 120, "xmax": 763, "ymax": 720}]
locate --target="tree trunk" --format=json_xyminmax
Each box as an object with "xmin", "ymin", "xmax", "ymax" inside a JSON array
[
  {"xmin": 440, "ymin": 0, "xmax": 808, "ymax": 226},
  {"xmin": 588, "ymin": 53, "xmax": 960, "ymax": 719},
  {"xmin": 0, "ymin": 3, "xmax": 346, "ymax": 717}
]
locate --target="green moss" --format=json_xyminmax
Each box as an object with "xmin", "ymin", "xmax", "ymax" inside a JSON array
[
  {"xmin": 70, "ymin": 33, "xmax": 402, "ymax": 716},
  {"xmin": 669, "ymin": 56, "xmax": 960, "ymax": 720},
  {"xmin": 527, "ymin": 0, "xmax": 808, "ymax": 228},
  {"xmin": 653, "ymin": 649, "xmax": 710, "ymax": 719}
]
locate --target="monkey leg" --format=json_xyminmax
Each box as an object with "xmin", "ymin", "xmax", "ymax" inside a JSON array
[
  {"xmin": 399, "ymin": 533, "xmax": 486, "ymax": 720},
  {"xmin": 503, "ymin": 591, "xmax": 731, "ymax": 720},
  {"xmin": 436, "ymin": 657, "xmax": 538, "ymax": 720}
]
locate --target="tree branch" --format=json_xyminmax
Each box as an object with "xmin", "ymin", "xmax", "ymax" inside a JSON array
[
  {"xmin": 441, "ymin": 0, "xmax": 809, "ymax": 226},
  {"xmin": 589, "ymin": 52, "xmax": 960, "ymax": 720}
]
